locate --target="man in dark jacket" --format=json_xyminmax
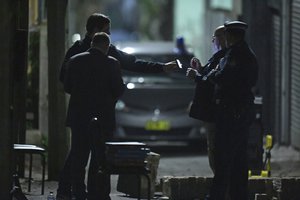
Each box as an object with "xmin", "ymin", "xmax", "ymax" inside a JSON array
[
  {"xmin": 57, "ymin": 13, "xmax": 177, "ymax": 200},
  {"xmin": 62, "ymin": 32, "xmax": 125, "ymax": 200},
  {"xmin": 186, "ymin": 25, "xmax": 227, "ymax": 174},
  {"xmin": 59, "ymin": 13, "xmax": 177, "ymax": 84},
  {"xmin": 204, "ymin": 21, "xmax": 258, "ymax": 200}
]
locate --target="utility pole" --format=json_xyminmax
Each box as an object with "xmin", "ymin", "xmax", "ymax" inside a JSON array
[
  {"xmin": 47, "ymin": 0, "xmax": 69, "ymax": 180},
  {"xmin": 13, "ymin": 0, "xmax": 29, "ymax": 177},
  {"xmin": 0, "ymin": 0, "xmax": 28, "ymax": 198}
]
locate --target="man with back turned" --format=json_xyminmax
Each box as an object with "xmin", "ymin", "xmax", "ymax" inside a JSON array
[{"xmin": 63, "ymin": 32, "xmax": 125, "ymax": 200}]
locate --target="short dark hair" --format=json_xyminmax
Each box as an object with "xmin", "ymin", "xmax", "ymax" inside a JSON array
[
  {"xmin": 86, "ymin": 13, "xmax": 110, "ymax": 33},
  {"xmin": 92, "ymin": 32, "xmax": 110, "ymax": 46}
]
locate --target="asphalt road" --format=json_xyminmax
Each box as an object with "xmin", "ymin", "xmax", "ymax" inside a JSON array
[{"xmin": 150, "ymin": 144, "xmax": 213, "ymax": 179}]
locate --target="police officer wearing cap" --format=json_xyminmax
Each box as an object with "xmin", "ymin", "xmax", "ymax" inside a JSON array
[{"xmin": 204, "ymin": 21, "xmax": 258, "ymax": 200}]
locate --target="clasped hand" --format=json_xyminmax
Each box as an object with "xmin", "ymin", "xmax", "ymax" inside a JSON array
[{"xmin": 186, "ymin": 68, "xmax": 200, "ymax": 80}]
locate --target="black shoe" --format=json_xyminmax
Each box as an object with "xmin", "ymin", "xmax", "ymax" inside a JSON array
[
  {"xmin": 204, "ymin": 194, "xmax": 213, "ymax": 200},
  {"xmin": 72, "ymin": 191, "xmax": 88, "ymax": 200},
  {"xmin": 10, "ymin": 186, "xmax": 28, "ymax": 200},
  {"xmin": 56, "ymin": 193, "xmax": 72, "ymax": 200},
  {"xmin": 87, "ymin": 196, "xmax": 111, "ymax": 200}
]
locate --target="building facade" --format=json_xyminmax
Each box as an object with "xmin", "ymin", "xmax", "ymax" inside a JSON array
[{"xmin": 243, "ymin": 0, "xmax": 300, "ymax": 149}]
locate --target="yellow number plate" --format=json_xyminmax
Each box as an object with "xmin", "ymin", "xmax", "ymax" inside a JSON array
[{"xmin": 145, "ymin": 120, "xmax": 170, "ymax": 131}]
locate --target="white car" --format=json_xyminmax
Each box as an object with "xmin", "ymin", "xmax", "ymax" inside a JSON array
[{"xmin": 113, "ymin": 41, "xmax": 207, "ymax": 146}]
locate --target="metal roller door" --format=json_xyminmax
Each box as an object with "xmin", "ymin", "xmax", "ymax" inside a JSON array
[{"xmin": 290, "ymin": 0, "xmax": 300, "ymax": 148}]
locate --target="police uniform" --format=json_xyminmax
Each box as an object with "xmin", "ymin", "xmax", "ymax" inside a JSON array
[{"xmin": 205, "ymin": 21, "xmax": 259, "ymax": 200}]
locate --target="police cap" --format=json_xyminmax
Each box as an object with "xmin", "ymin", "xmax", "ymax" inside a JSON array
[{"xmin": 224, "ymin": 21, "xmax": 248, "ymax": 31}]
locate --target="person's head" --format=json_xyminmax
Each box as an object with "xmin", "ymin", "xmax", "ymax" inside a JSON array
[
  {"xmin": 224, "ymin": 21, "xmax": 248, "ymax": 48},
  {"xmin": 86, "ymin": 13, "xmax": 111, "ymax": 37},
  {"xmin": 91, "ymin": 32, "xmax": 110, "ymax": 54},
  {"xmin": 212, "ymin": 25, "xmax": 225, "ymax": 53}
]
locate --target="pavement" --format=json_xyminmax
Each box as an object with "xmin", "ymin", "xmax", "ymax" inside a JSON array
[
  {"xmin": 18, "ymin": 144, "xmax": 300, "ymax": 200},
  {"xmin": 20, "ymin": 176, "xmax": 138, "ymax": 200}
]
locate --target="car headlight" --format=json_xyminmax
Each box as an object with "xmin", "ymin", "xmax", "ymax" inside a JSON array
[
  {"xmin": 115, "ymin": 100, "xmax": 126, "ymax": 111},
  {"xmin": 115, "ymin": 100, "xmax": 131, "ymax": 112},
  {"xmin": 126, "ymin": 82, "xmax": 135, "ymax": 89}
]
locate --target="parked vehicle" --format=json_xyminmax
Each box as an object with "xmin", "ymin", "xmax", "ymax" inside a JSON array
[{"xmin": 113, "ymin": 41, "xmax": 207, "ymax": 145}]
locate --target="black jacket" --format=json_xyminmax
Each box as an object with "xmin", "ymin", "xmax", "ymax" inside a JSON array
[
  {"xmin": 189, "ymin": 49, "xmax": 226, "ymax": 122},
  {"xmin": 210, "ymin": 41, "xmax": 258, "ymax": 106},
  {"xmin": 60, "ymin": 36, "xmax": 165, "ymax": 83},
  {"xmin": 64, "ymin": 48, "xmax": 125, "ymax": 132}
]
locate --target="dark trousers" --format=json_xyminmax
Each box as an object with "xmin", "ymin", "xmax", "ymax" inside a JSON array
[
  {"xmin": 57, "ymin": 121, "xmax": 111, "ymax": 200},
  {"xmin": 208, "ymin": 104, "xmax": 255, "ymax": 200}
]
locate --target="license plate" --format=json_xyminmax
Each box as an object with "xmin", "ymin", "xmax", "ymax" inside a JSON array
[{"xmin": 145, "ymin": 120, "xmax": 170, "ymax": 131}]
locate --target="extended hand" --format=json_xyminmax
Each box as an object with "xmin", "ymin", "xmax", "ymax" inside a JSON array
[{"xmin": 163, "ymin": 61, "xmax": 178, "ymax": 72}]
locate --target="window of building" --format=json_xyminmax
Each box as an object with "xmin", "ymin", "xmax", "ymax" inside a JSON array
[{"xmin": 210, "ymin": 0, "xmax": 233, "ymax": 11}]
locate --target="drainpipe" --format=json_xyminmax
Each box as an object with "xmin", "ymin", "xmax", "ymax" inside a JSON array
[{"xmin": 280, "ymin": 0, "xmax": 291, "ymax": 145}]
